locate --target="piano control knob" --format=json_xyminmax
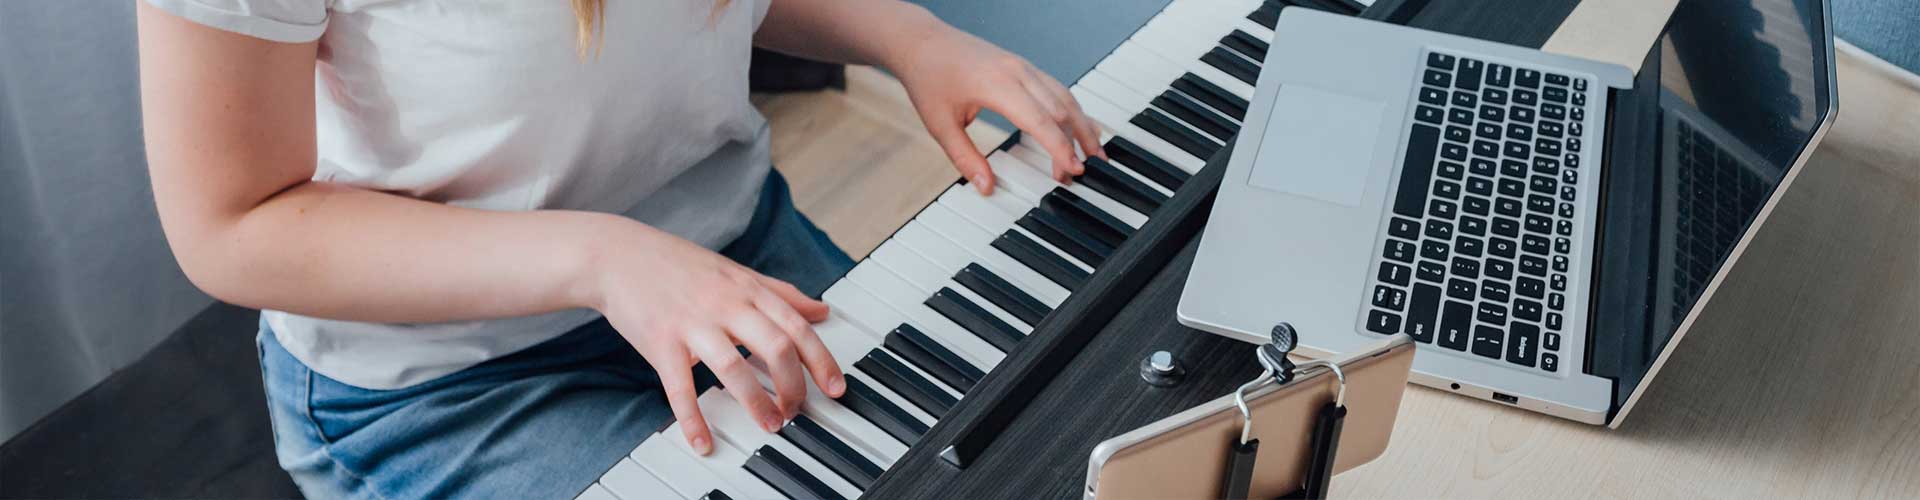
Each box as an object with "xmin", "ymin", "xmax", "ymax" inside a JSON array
[{"xmin": 1139, "ymin": 350, "xmax": 1185, "ymax": 387}]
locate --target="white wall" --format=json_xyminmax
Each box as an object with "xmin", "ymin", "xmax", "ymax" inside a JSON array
[{"xmin": 1, "ymin": 1, "xmax": 215, "ymax": 443}]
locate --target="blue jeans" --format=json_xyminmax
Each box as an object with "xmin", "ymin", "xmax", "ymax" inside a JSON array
[{"xmin": 257, "ymin": 171, "xmax": 854, "ymax": 499}]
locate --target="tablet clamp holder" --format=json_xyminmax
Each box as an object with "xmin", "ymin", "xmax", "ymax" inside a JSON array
[{"xmin": 1221, "ymin": 323, "xmax": 1348, "ymax": 500}]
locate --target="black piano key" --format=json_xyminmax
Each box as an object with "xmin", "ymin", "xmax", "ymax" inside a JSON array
[
  {"xmin": 744, "ymin": 445, "xmax": 846, "ymax": 500},
  {"xmin": 1016, "ymin": 210, "xmax": 1112, "ymax": 267},
  {"xmin": 856, "ymin": 349, "xmax": 955, "ymax": 417},
  {"xmin": 1039, "ymin": 190, "xmax": 1134, "ymax": 248},
  {"xmin": 1105, "ymin": 137, "xmax": 1189, "ymax": 191},
  {"xmin": 992, "ymin": 231, "xmax": 1089, "ymax": 290},
  {"xmin": 838, "ymin": 376, "xmax": 927, "ymax": 445},
  {"xmin": 700, "ymin": 490, "xmax": 733, "ymax": 500},
  {"xmin": 955, "ymin": 263, "xmax": 1051, "ymax": 327},
  {"xmin": 1221, "ymin": 30, "xmax": 1270, "ymax": 63},
  {"xmin": 1172, "ymin": 73, "xmax": 1248, "ymax": 120},
  {"xmin": 926, "ymin": 288, "xmax": 1024, "ymax": 353},
  {"xmin": 781, "ymin": 415, "xmax": 883, "ymax": 491},
  {"xmin": 1079, "ymin": 157, "xmax": 1167, "ymax": 214},
  {"xmin": 1152, "ymin": 91, "xmax": 1237, "ymax": 142},
  {"xmin": 1392, "ymin": 124, "xmax": 1441, "ymax": 218},
  {"xmin": 779, "ymin": 413, "xmax": 883, "ymax": 492},
  {"xmin": 1248, "ymin": 2, "xmax": 1280, "ymax": 29},
  {"xmin": 1130, "ymin": 108, "xmax": 1221, "ymax": 159},
  {"xmin": 884, "ymin": 323, "xmax": 983, "ymax": 393},
  {"xmin": 1202, "ymin": 47, "xmax": 1260, "ymax": 85}
]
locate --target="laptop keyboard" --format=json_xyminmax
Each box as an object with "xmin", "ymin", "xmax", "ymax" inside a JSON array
[{"xmin": 1362, "ymin": 50, "xmax": 1593, "ymax": 374}]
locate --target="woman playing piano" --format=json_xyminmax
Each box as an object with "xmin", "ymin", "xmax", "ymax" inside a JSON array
[{"xmin": 134, "ymin": 0, "xmax": 1101, "ymax": 496}]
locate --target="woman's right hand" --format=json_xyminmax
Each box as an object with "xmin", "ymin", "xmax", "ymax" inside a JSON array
[{"xmin": 588, "ymin": 222, "xmax": 846, "ymax": 456}]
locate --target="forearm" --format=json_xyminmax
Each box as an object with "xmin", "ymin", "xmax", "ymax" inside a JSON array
[
  {"xmin": 174, "ymin": 181, "xmax": 643, "ymax": 324},
  {"xmin": 754, "ymin": 0, "xmax": 948, "ymax": 70}
]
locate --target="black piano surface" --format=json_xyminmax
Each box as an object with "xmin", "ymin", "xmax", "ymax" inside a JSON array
[{"xmin": 872, "ymin": 0, "xmax": 1582, "ymax": 498}]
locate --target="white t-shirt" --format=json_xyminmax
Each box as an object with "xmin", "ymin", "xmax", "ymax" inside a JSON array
[{"xmin": 146, "ymin": 0, "xmax": 774, "ymax": 389}]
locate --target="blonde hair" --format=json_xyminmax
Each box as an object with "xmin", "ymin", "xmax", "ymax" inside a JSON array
[
  {"xmin": 573, "ymin": 0, "xmax": 730, "ymax": 57},
  {"xmin": 571, "ymin": 0, "xmax": 605, "ymax": 57}
]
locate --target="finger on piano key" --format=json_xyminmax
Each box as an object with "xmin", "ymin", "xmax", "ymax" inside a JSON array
[
  {"xmin": 937, "ymin": 188, "xmax": 1094, "ymax": 274},
  {"xmin": 631, "ymin": 431, "xmax": 776, "ymax": 500},
  {"xmin": 781, "ymin": 414, "xmax": 886, "ymax": 491},
  {"xmin": 599, "ymin": 458, "xmax": 683, "ymax": 500},
  {"xmin": 696, "ymin": 391, "xmax": 864, "ymax": 499},
  {"xmin": 997, "ymin": 143, "xmax": 1150, "ymax": 226},
  {"xmin": 1006, "ymin": 135, "xmax": 1176, "ymax": 201},
  {"xmin": 845, "ymin": 261, "xmax": 1014, "ymax": 363},
  {"xmin": 827, "ymin": 276, "xmax": 1003, "ymax": 369},
  {"xmin": 739, "ymin": 338, "xmax": 909, "ymax": 467},
  {"xmin": 576, "ymin": 482, "xmax": 622, "ymax": 500},
  {"xmin": 794, "ymin": 304, "xmax": 963, "ymax": 409},
  {"xmin": 893, "ymin": 216, "xmax": 1069, "ymax": 306},
  {"xmin": 1070, "ymin": 88, "xmax": 1208, "ymax": 172},
  {"xmin": 870, "ymin": 243, "xmax": 1036, "ymax": 335},
  {"xmin": 1080, "ymin": 69, "xmax": 1235, "ymax": 147}
]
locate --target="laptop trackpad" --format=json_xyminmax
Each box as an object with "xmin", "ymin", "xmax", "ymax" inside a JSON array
[{"xmin": 1248, "ymin": 85, "xmax": 1387, "ymax": 208}]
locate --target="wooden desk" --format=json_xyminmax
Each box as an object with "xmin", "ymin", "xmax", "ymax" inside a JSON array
[{"xmin": 765, "ymin": 0, "xmax": 1920, "ymax": 496}]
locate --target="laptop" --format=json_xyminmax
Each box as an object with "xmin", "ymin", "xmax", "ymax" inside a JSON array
[{"xmin": 1178, "ymin": 0, "xmax": 1837, "ymax": 425}]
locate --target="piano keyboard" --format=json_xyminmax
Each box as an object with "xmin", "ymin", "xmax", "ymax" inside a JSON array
[{"xmin": 582, "ymin": 0, "xmax": 1366, "ymax": 498}]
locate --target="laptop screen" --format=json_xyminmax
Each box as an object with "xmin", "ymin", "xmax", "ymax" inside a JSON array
[{"xmin": 1601, "ymin": 0, "xmax": 1832, "ymax": 412}]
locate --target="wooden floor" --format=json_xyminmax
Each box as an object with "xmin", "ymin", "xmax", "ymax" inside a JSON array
[{"xmin": 757, "ymin": 60, "xmax": 1920, "ymax": 498}]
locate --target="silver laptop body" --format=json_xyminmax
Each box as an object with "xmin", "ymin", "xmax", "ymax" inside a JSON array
[{"xmin": 1179, "ymin": 2, "xmax": 1837, "ymax": 426}]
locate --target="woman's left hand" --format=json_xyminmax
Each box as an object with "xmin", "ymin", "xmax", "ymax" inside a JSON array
[{"xmin": 890, "ymin": 27, "xmax": 1106, "ymax": 194}]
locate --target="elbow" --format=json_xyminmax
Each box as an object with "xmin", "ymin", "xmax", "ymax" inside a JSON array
[{"xmin": 171, "ymin": 243, "xmax": 253, "ymax": 307}]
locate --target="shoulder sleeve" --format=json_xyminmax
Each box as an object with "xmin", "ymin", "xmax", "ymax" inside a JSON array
[{"xmin": 142, "ymin": 0, "xmax": 329, "ymax": 43}]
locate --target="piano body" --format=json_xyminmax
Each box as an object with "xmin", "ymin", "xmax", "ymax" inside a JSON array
[{"xmin": 577, "ymin": 0, "xmax": 1579, "ymax": 498}]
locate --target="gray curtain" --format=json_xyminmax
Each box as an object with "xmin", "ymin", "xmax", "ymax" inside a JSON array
[{"xmin": 1, "ymin": 1, "xmax": 214, "ymax": 442}]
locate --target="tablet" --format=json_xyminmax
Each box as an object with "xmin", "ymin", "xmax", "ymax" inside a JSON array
[{"xmin": 1085, "ymin": 335, "xmax": 1414, "ymax": 499}]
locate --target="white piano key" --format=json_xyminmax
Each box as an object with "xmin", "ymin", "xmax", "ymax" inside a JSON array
[
  {"xmin": 1138, "ymin": 12, "xmax": 1245, "ymax": 61},
  {"xmin": 1070, "ymin": 87, "xmax": 1209, "ymax": 173},
  {"xmin": 997, "ymin": 143, "xmax": 1151, "ymax": 228},
  {"xmin": 1005, "ymin": 133, "xmax": 1177, "ymax": 199},
  {"xmin": 631, "ymin": 434, "xmax": 760, "ymax": 500},
  {"xmin": 1162, "ymin": 0, "xmax": 1275, "ymax": 43},
  {"xmin": 697, "ymin": 391, "xmax": 863, "ymax": 499},
  {"xmin": 844, "ymin": 261, "xmax": 1009, "ymax": 369},
  {"xmin": 576, "ymin": 483, "xmax": 623, "ymax": 500},
  {"xmin": 871, "ymin": 242, "xmax": 1035, "ymax": 336},
  {"xmin": 600, "ymin": 458, "xmax": 682, "ymax": 500},
  {"xmin": 825, "ymin": 280, "xmax": 1001, "ymax": 370},
  {"xmin": 936, "ymin": 189, "xmax": 1095, "ymax": 274},
  {"xmin": 1106, "ymin": 41, "xmax": 1254, "ymax": 100},
  {"xmin": 1082, "ymin": 67, "xmax": 1234, "ymax": 146},
  {"xmin": 899, "ymin": 211, "xmax": 1070, "ymax": 306},
  {"xmin": 652, "ymin": 420, "xmax": 796, "ymax": 500}
]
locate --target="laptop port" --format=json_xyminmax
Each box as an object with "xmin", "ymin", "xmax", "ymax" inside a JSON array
[{"xmin": 1492, "ymin": 392, "xmax": 1519, "ymax": 405}]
